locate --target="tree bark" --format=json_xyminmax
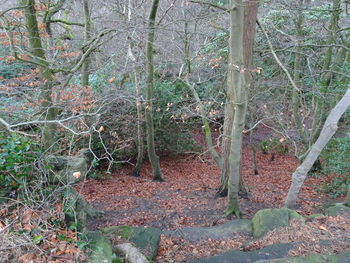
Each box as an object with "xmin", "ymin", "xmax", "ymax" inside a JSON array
[
  {"xmin": 81, "ymin": 0, "xmax": 92, "ymax": 87},
  {"xmin": 218, "ymin": 0, "xmax": 258, "ymax": 197},
  {"xmin": 285, "ymin": 88, "xmax": 350, "ymax": 208},
  {"xmin": 22, "ymin": 0, "xmax": 56, "ymax": 150},
  {"xmin": 132, "ymin": 71, "xmax": 144, "ymax": 177},
  {"xmin": 224, "ymin": 0, "xmax": 246, "ymax": 217},
  {"xmin": 145, "ymin": 0, "xmax": 163, "ymax": 181},
  {"xmin": 346, "ymin": 185, "xmax": 350, "ymax": 207}
]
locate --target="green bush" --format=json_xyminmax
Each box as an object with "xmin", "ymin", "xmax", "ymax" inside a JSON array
[
  {"xmin": 320, "ymin": 137, "xmax": 350, "ymax": 198},
  {"xmin": 0, "ymin": 133, "xmax": 39, "ymax": 190}
]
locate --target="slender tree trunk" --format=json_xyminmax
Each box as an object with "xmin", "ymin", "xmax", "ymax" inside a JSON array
[
  {"xmin": 285, "ymin": 88, "xmax": 350, "ymax": 208},
  {"xmin": 185, "ymin": 82, "xmax": 222, "ymax": 168},
  {"xmin": 81, "ymin": 0, "xmax": 91, "ymax": 87},
  {"xmin": 250, "ymin": 128, "xmax": 258, "ymax": 175},
  {"xmin": 310, "ymin": 0, "xmax": 341, "ymax": 143},
  {"xmin": 145, "ymin": 0, "xmax": 163, "ymax": 181},
  {"xmin": 132, "ymin": 71, "xmax": 144, "ymax": 177},
  {"xmin": 128, "ymin": 0, "xmax": 144, "ymax": 177},
  {"xmin": 292, "ymin": 0, "xmax": 309, "ymax": 148},
  {"xmin": 346, "ymin": 185, "xmax": 350, "ymax": 207},
  {"xmin": 22, "ymin": 0, "xmax": 56, "ymax": 150}
]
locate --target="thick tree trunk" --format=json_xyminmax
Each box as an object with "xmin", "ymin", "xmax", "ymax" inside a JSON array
[
  {"xmin": 224, "ymin": 0, "xmax": 246, "ymax": 217},
  {"xmin": 22, "ymin": 0, "xmax": 56, "ymax": 150},
  {"xmin": 145, "ymin": 0, "xmax": 163, "ymax": 181},
  {"xmin": 218, "ymin": 0, "xmax": 258, "ymax": 197},
  {"xmin": 285, "ymin": 88, "xmax": 350, "ymax": 208}
]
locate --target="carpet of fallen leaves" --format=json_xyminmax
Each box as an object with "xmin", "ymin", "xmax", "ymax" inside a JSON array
[
  {"xmin": 0, "ymin": 203, "xmax": 87, "ymax": 263},
  {"xmin": 75, "ymin": 129, "xmax": 348, "ymax": 262},
  {"xmin": 78, "ymin": 136, "xmax": 338, "ymax": 230}
]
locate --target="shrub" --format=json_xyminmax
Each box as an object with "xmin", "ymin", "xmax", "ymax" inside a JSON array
[
  {"xmin": 0, "ymin": 133, "xmax": 39, "ymax": 191},
  {"xmin": 320, "ymin": 136, "xmax": 350, "ymax": 198},
  {"xmin": 258, "ymin": 137, "xmax": 289, "ymax": 155}
]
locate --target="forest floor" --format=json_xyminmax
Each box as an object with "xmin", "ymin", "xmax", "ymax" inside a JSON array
[{"xmin": 76, "ymin": 128, "xmax": 350, "ymax": 262}]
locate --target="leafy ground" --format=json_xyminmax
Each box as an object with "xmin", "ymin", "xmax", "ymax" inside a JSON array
[{"xmin": 75, "ymin": 129, "xmax": 349, "ymax": 262}]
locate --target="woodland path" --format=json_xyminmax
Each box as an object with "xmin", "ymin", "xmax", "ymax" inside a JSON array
[{"xmin": 77, "ymin": 130, "xmax": 337, "ymax": 231}]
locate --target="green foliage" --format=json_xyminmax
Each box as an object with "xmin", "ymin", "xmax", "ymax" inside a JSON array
[
  {"xmin": 0, "ymin": 133, "xmax": 39, "ymax": 190},
  {"xmin": 153, "ymin": 80, "xmax": 200, "ymax": 153},
  {"xmin": 320, "ymin": 137, "xmax": 350, "ymax": 198},
  {"xmin": 258, "ymin": 138, "xmax": 289, "ymax": 155},
  {"xmin": 197, "ymin": 31, "xmax": 228, "ymax": 59},
  {"xmin": 0, "ymin": 60, "xmax": 31, "ymax": 79},
  {"xmin": 0, "ymin": 45, "xmax": 31, "ymax": 79}
]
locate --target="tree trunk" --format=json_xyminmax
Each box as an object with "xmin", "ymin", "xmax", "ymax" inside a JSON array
[
  {"xmin": 145, "ymin": 0, "xmax": 163, "ymax": 181},
  {"xmin": 22, "ymin": 0, "xmax": 56, "ymax": 150},
  {"xmin": 346, "ymin": 185, "xmax": 350, "ymax": 207},
  {"xmin": 218, "ymin": 0, "xmax": 258, "ymax": 197},
  {"xmin": 285, "ymin": 88, "xmax": 350, "ymax": 208},
  {"xmin": 224, "ymin": 0, "xmax": 246, "ymax": 217},
  {"xmin": 310, "ymin": 0, "xmax": 341, "ymax": 144},
  {"xmin": 292, "ymin": 0, "xmax": 309, "ymax": 148},
  {"xmin": 81, "ymin": 0, "xmax": 92, "ymax": 87},
  {"xmin": 132, "ymin": 71, "xmax": 144, "ymax": 177}
]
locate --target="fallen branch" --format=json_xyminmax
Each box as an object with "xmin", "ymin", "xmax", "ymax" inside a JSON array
[{"xmin": 115, "ymin": 243, "xmax": 149, "ymax": 263}]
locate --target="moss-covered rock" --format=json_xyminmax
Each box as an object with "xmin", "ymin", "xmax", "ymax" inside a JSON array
[
  {"xmin": 325, "ymin": 204, "xmax": 350, "ymax": 216},
  {"xmin": 252, "ymin": 208, "xmax": 304, "ymax": 238},
  {"xmin": 102, "ymin": 225, "xmax": 161, "ymax": 259},
  {"xmin": 64, "ymin": 187, "xmax": 103, "ymax": 232},
  {"xmin": 49, "ymin": 155, "xmax": 88, "ymax": 185},
  {"xmin": 86, "ymin": 231, "xmax": 113, "ymax": 263}
]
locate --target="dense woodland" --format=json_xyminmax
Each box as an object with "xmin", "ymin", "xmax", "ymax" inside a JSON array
[{"xmin": 0, "ymin": 0, "xmax": 350, "ymax": 262}]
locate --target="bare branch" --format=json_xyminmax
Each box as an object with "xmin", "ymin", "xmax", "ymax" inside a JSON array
[
  {"xmin": 189, "ymin": 0, "xmax": 228, "ymax": 11},
  {"xmin": 257, "ymin": 20, "xmax": 301, "ymax": 93}
]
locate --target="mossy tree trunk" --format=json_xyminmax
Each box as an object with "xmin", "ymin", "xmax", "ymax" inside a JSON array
[
  {"xmin": 81, "ymin": 0, "xmax": 92, "ymax": 87},
  {"xmin": 145, "ymin": 0, "xmax": 163, "ymax": 181},
  {"xmin": 22, "ymin": 0, "xmax": 56, "ymax": 150}
]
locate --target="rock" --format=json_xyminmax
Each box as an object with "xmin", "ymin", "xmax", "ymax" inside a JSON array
[
  {"xmin": 164, "ymin": 219, "xmax": 252, "ymax": 242},
  {"xmin": 306, "ymin": 214, "xmax": 324, "ymax": 220},
  {"xmin": 252, "ymin": 208, "xmax": 304, "ymax": 238},
  {"xmin": 49, "ymin": 155, "xmax": 88, "ymax": 185},
  {"xmin": 325, "ymin": 204, "xmax": 350, "ymax": 216},
  {"xmin": 190, "ymin": 243, "xmax": 294, "ymax": 263},
  {"xmin": 102, "ymin": 226, "xmax": 161, "ymax": 259},
  {"xmin": 86, "ymin": 231, "xmax": 113, "ymax": 263},
  {"xmin": 254, "ymin": 250, "xmax": 350, "ymax": 262}
]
